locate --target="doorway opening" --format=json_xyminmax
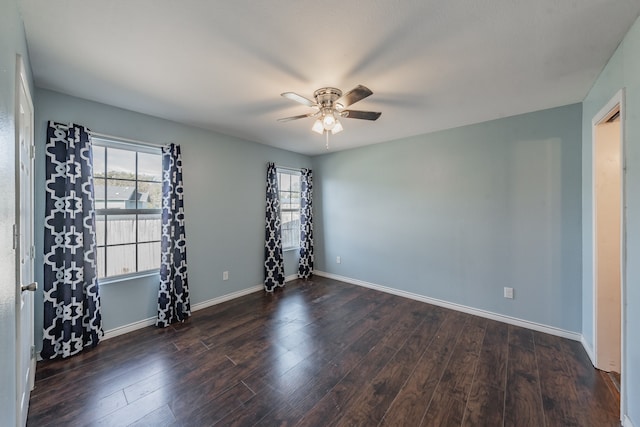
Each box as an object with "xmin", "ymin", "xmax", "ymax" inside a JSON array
[{"xmin": 592, "ymin": 89, "xmax": 625, "ymax": 420}]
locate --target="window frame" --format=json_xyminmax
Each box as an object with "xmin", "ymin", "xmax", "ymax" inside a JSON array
[
  {"xmin": 92, "ymin": 137, "xmax": 163, "ymax": 283},
  {"xmin": 277, "ymin": 169, "xmax": 301, "ymax": 251}
]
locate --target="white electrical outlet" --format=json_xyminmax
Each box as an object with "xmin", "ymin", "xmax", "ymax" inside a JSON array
[
  {"xmin": 336, "ymin": 256, "xmax": 341, "ymax": 264},
  {"xmin": 223, "ymin": 271, "xmax": 229, "ymax": 281},
  {"xmin": 504, "ymin": 287, "xmax": 514, "ymax": 299}
]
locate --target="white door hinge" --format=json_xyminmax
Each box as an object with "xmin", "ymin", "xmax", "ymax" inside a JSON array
[
  {"xmin": 30, "ymin": 245, "xmax": 35, "ymax": 259},
  {"xmin": 30, "ymin": 346, "xmax": 36, "ymax": 359},
  {"xmin": 30, "ymin": 144, "xmax": 35, "ymax": 159}
]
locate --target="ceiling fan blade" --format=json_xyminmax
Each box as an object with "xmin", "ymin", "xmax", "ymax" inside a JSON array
[
  {"xmin": 337, "ymin": 85, "xmax": 373, "ymax": 107},
  {"xmin": 281, "ymin": 92, "xmax": 316, "ymax": 107},
  {"xmin": 343, "ymin": 110, "xmax": 382, "ymax": 120},
  {"xmin": 277, "ymin": 113, "xmax": 316, "ymax": 122}
]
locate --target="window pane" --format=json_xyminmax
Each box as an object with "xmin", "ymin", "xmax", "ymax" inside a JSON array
[
  {"xmin": 93, "ymin": 145, "xmax": 105, "ymax": 178},
  {"xmin": 291, "ymin": 211, "xmax": 300, "ymax": 226},
  {"xmin": 106, "ymin": 179, "xmax": 136, "ymax": 209},
  {"xmin": 92, "ymin": 141, "xmax": 163, "ymax": 279},
  {"xmin": 96, "ymin": 247, "xmax": 105, "ymax": 279},
  {"xmin": 290, "ymin": 193, "xmax": 301, "ymax": 210},
  {"xmin": 282, "ymin": 209, "xmax": 298, "ymax": 248},
  {"xmin": 279, "ymin": 173, "xmax": 290, "ymax": 191},
  {"xmin": 283, "ymin": 191, "xmax": 298, "ymax": 210},
  {"xmin": 106, "ymin": 244, "xmax": 136, "ymax": 277},
  {"xmin": 106, "ymin": 148, "xmax": 135, "ymax": 179},
  {"xmin": 95, "ymin": 214, "xmax": 105, "ymax": 246},
  {"xmin": 281, "ymin": 211, "xmax": 292, "ymax": 228},
  {"xmin": 278, "ymin": 171, "xmax": 301, "ymax": 249},
  {"xmin": 138, "ymin": 242, "xmax": 161, "ymax": 272},
  {"xmin": 137, "ymin": 181, "xmax": 162, "ymax": 209},
  {"xmin": 282, "ymin": 227, "xmax": 295, "ymax": 249},
  {"xmin": 138, "ymin": 152, "xmax": 162, "ymax": 181},
  {"xmin": 94, "ymin": 178, "xmax": 106, "ymax": 210},
  {"xmin": 139, "ymin": 214, "xmax": 161, "ymax": 242},
  {"xmin": 106, "ymin": 215, "xmax": 136, "ymax": 245},
  {"xmin": 291, "ymin": 175, "xmax": 301, "ymax": 192}
]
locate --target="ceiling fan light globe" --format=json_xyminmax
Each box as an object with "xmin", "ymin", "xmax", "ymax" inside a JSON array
[
  {"xmin": 323, "ymin": 114, "xmax": 336, "ymax": 130},
  {"xmin": 331, "ymin": 120, "xmax": 343, "ymax": 134},
  {"xmin": 311, "ymin": 119, "xmax": 325, "ymax": 134}
]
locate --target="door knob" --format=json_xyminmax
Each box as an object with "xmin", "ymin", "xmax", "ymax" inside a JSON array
[{"xmin": 21, "ymin": 282, "xmax": 38, "ymax": 292}]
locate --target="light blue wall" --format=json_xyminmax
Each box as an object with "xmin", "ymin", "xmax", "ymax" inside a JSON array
[
  {"xmin": 33, "ymin": 89, "xmax": 310, "ymax": 346},
  {"xmin": 0, "ymin": 0, "xmax": 33, "ymax": 424},
  {"xmin": 582, "ymin": 15, "xmax": 640, "ymax": 425},
  {"xmin": 312, "ymin": 104, "xmax": 582, "ymax": 332}
]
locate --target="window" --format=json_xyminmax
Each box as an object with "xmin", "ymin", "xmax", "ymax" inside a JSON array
[
  {"xmin": 278, "ymin": 170, "xmax": 301, "ymax": 250},
  {"xmin": 92, "ymin": 138, "xmax": 162, "ymax": 279}
]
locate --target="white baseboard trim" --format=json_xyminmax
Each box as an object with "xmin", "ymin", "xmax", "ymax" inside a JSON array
[
  {"xmin": 104, "ymin": 283, "xmax": 263, "ymax": 340},
  {"xmin": 313, "ymin": 270, "xmax": 582, "ymax": 342},
  {"xmin": 191, "ymin": 275, "xmax": 298, "ymax": 313},
  {"xmin": 103, "ymin": 276, "xmax": 301, "ymax": 340},
  {"xmin": 103, "ymin": 316, "xmax": 157, "ymax": 340},
  {"xmin": 580, "ymin": 335, "xmax": 596, "ymax": 366},
  {"xmin": 190, "ymin": 284, "xmax": 263, "ymax": 312},
  {"xmin": 285, "ymin": 274, "xmax": 300, "ymax": 283},
  {"xmin": 624, "ymin": 415, "xmax": 636, "ymax": 427}
]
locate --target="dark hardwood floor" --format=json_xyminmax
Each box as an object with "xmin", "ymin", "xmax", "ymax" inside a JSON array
[{"xmin": 27, "ymin": 277, "xmax": 620, "ymax": 426}]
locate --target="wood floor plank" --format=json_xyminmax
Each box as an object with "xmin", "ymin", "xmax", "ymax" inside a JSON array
[
  {"xmin": 559, "ymin": 338, "xmax": 621, "ymax": 426},
  {"xmin": 94, "ymin": 385, "xmax": 172, "ymax": 427},
  {"xmin": 284, "ymin": 328, "xmax": 386, "ymax": 413},
  {"xmin": 178, "ymin": 381, "xmax": 255, "ymax": 425},
  {"xmin": 27, "ymin": 278, "xmax": 620, "ymax": 427},
  {"xmin": 127, "ymin": 404, "xmax": 178, "ymax": 427},
  {"xmin": 533, "ymin": 331, "xmax": 584, "ymax": 426},
  {"xmin": 26, "ymin": 340, "xmax": 200, "ymax": 426},
  {"xmin": 471, "ymin": 319, "xmax": 509, "ymax": 389},
  {"xmin": 213, "ymin": 384, "xmax": 290, "ymax": 426},
  {"xmin": 169, "ymin": 376, "xmax": 255, "ymax": 419},
  {"xmin": 504, "ymin": 326, "xmax": 546, "ymax": 427},
  {"xmin": 122, "ymin": 348, "xmax": 232, "ymax": 404},
  {"xmin": 380, "ymin": 311, "xmax": 468, "ymax": 426},
  {"xmin": 296, "ymin": 343, "xmax": 396, "ymax": 426},
  {"xmin": 375, "ymin": 300, "xmax": 445, "ymax": 351},
  {"xmin": 462, "ymin": 384, "xmax": 505, "ymax": 427},
  {"xmin": 31, "ymin": 339, "xmax": 180, "ymax": 401},
  {"xmin": 33, "ymin": 324, "xmax": 179, "ymax": 383},
  {"xmin": 420, "ymin": 320, "xmax": 486, "ymax": 426},
  {"xmin": 336, "ymin": 308, "xmax": 447, "ymax": 426},
  {"xmin": 462, "ymin": 320, "xmax": 509, "ymax": 426}
]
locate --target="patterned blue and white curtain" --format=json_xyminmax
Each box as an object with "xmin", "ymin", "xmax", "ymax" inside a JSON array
[
  {"xmin": 298, "ymin": 168, "xmax": 314, "ymax": 278},
  {"xmin": 264, "ymin": 162, "xmax": 284, "ymax": 292},
  {"xmin": 42, "ymin": 121, "xmax": 102, "ymax": 360},
  {"xmin": 157, "ymin": 143, "xmax": 191, "ymax": 327}
]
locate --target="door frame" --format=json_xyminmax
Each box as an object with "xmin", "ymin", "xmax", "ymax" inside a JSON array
[
  {"xmin": 15, "ymin": 53, "xmax": 35, "ymax": 427},
  {"xmin": 591, "ymin": 88, "xmax": 626, "ymax": 421}
]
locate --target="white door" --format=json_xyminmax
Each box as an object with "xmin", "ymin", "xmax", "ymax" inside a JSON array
[{"xmin": 16, "ymin": 56, "xmax": 36, "ymax": 427}]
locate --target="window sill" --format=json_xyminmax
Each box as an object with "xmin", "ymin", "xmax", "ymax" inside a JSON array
[
  {"xmin": 283, "ymin": 247, "xmax": 300, "ymax": 253},
  {"xmin": 98, "ymin": 269, "xmax": 159, "ymax": 285}
]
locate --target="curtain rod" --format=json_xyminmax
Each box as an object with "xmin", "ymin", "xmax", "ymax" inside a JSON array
[
  {"xmin": 275, "ymin": 164, "xmax": 303, "ymax": 173},
  {"xmin": 90, "ymin": 131, "xmax": 164, "ymax": 149}
]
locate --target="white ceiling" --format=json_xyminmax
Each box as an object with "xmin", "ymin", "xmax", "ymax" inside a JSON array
[{"xmin": 19, "ymin": 0, "xmax": 640, "ymax": 155}]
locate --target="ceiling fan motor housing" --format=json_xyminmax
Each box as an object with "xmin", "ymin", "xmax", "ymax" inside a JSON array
[{"xmin": 313, "ymin": 87, "xmax": 343, "ymax": 109}]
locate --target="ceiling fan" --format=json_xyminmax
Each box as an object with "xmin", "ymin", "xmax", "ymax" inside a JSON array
[{"xmin": 278, "ymin": 85, "xmax": 381, "ymax": 144}]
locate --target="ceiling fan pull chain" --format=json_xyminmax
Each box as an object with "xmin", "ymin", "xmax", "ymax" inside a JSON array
[{"xmin": 325, "ymin": 130, "xmax": 330, "ymax": 150}]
